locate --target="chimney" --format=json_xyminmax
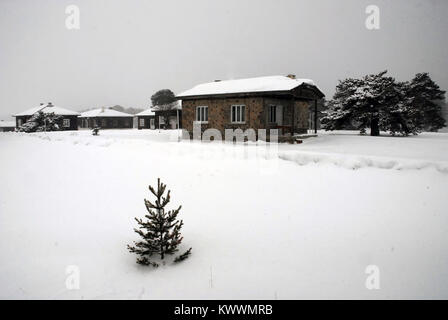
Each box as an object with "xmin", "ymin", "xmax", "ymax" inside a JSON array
[
  {"xmin": 47, "ymin": 102, "xmax": 53, "ymax": 107},
  {"xmin": 40, "ymin": 103, "xmax": 44, "ymax": 106},
  {"xmin": 214, "ymin": 79, "xmax": 221, "ymax": 82},
  {"xmin": 287, "ymin": 74, "xmax": 296, "ymax": 79}
]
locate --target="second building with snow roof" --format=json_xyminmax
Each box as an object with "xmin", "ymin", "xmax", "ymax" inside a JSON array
[{"xmin": 79, "ymin": 107, "xmax": 134, "ymax": 129}]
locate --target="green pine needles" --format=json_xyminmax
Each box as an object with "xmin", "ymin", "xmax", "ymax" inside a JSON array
[{"xmin": 127, "ymin": 178, "xmax": 192, "ymax": 267}]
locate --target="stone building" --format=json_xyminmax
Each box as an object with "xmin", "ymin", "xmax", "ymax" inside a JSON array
[{"xmin": 176, "ymin": 75, "xmax": 324, "ymax": 140}]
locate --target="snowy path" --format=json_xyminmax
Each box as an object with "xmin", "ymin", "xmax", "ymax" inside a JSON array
[{"xmin": 0, "ymin": 130, "xmax": 447, "ymax": 299}]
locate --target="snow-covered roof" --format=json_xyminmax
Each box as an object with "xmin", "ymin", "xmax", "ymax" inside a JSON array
[
  {"xmin": 136, "ymin": 101, "xmax": 182, "ymax": 116},
  {"xmin": 152, "ymin": 100, "xmax": 182, "ymax": 111},
  {"xmin": 135, "ymin": 109, "xmax": 155, "ymax": 116},
  {"xmin": 0, "ymin": 121, "xmax": 15, "ymax": 128},
  {"xmin": 14, "ymin": 103, "xmax": 80, "ymax": 117},
  {"xmin": 177, "ymin": 75, "xmax": 323, "ymax": 98},
  {"xmin": 79, "ymin": 108, "xmax": 134, "ymax": 118}
]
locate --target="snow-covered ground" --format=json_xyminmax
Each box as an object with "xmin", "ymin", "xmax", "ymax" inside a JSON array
[{"xmin": 0, "ymin": 129, "xmax": 447, "ymax": 299}]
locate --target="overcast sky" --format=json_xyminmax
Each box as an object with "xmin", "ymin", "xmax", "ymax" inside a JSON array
[{"xmin": 0, "ymin": 0, "xmax": 447, "ymax": 119}]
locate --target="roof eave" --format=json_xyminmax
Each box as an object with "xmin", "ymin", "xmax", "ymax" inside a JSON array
[
  {"xmin": 298, "ymin": 83, "xmax": 325, "ymax": 98},
  {"xmin": 79, "ymin": 115, "xmax": 134, "ymax": 118},
  {"xmin": 176, "ymin": 90, "xmax": 290, "ymax": 100},
  {"xmin": 176, "ymin": 84, "xmax": 325, "ymax": 100}
]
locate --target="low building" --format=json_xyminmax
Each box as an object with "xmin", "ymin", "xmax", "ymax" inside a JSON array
[
  {"xmin": 152, "ymin": 101, "xmax": 182, "ymax": 129},
  {"xmin": 79, "ymin": 108, "xmax": 134, "ymax": 129},
  {"xmin": 0, "ymin": 120, "xmax": 16, "ymax": 132},
  {"xmin": 13, "ymin": 102, "xmax": 80, "ymax": 130},
  {"xmin": 135, "ymin": 109, "xmax": 156, "ymax": 129},
  {"xmin": 176, "ymin": 75, "xmax": 324, "ymax": 138},
  {"xmin": 136, "ymin": 102, "xmax": 182, "ymax": 130}
]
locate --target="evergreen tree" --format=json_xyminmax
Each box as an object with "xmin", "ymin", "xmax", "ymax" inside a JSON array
[
  {"xmin": 18, "ymin": 111, "xmax": 63, "ymax": 133},
  {"xmin": 127, "ymin": 178, "xmax": 192, "ymax": 267},
  {"xmin": 407, "ymin": 73, "xmax": 446, "ymax": 131},
  {"xmin": 321, "ymin": 71, "xmax": 447, "ymax": 136},
  {"xmin": 151, "ymin": 89, "xmax": 176, "ymax": 106},
  {"xmin": 380, "ymin": 80, "xmax": 422, "ymax": 136},
  {"xmin": 322, "ymin": 71, "xmax": 398, "ymax": 136}
]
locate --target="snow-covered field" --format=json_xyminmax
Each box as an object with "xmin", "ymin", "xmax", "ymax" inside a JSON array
[{"xmin": 0, "ymin": 129, "xmax": 447, "ymax": 299}]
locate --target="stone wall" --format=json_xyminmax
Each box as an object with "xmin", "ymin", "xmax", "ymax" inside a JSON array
[
  {"xmin": 182, "ymin": 97, "xmax": 264, "ymax": 138},
  {"xmin": 181, "ymin": 96, "xmax": 311, "ymax": 138},
  {"xmin": 295, "ymin": 100, "xmax": 310, "ymax": 133}
]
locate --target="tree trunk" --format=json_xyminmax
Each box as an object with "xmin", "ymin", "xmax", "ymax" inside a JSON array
[
  {"xmin": 160, "ymin": 232, "xmax": 164, "ymax": 260},
  {"xmin": 371, "ymin": 118, "xmax": 380, "ymax": 136}
]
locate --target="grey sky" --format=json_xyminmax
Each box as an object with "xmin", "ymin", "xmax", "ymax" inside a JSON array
[{"xmin": 1, "ymin": 0, "xmax": 447, "ymax": 119}]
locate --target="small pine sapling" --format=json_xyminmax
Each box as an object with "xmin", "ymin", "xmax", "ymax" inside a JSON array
[{"xmin": 127, "ymin": 178, "xmax": 192, "ymax": 267}]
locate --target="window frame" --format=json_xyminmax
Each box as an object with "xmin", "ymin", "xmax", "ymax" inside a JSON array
[
  {"xmin": 269, "ymin": 105, "xmax": 277, "ymax": 123},
  {"xmin": 195, "ymin": 106, "xmax": 209, "ymax": 123},
  {"xmin": 62, "ymin": 118, "xmax": 70, "ymax": 128},
  {"xmin": 139, "ymin": 118, "xmax": 145, "ymax": 127},
  {"xmin": 230, "ymin": 105, "xmax": 246, "ymax": 124}
]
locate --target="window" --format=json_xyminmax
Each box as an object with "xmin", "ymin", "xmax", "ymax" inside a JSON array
[
  {"xmin": 231, "ymin": 105, "xmax": 245, "ymax": 123},
  {"xmin": 159, "ymin": 116, "xmax": 165, "ymax": 125},
  {"xmin": 139, "ymin": 118, "xmax": 145, "ymax": 127},
  {"xmin": 18, "ymin": 119, "xmax": 23, "ymax": 127},
  {"xmin": 101, "ymin": 119, "xmax": 107, "ymax": 127},
  {"xmin": 196, "ymin": 106, "xmax": 208, "ymax": 122},
  {"xmin": 269, "ymin": 105, "xmax": 277, "ymax": 123},
  {"xmin": 63, "ymin": 119, "xmax": 70, "ymax": 128},
  {"xmin": 169, "ymin": 116, "xmax": 177, "ymax": 129}
]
